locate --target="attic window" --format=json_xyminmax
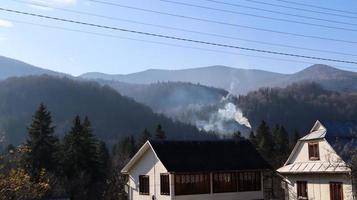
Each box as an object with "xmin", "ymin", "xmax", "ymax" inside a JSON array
[
  {"xmin": 139, "ymin": 175, "xmax": 149, "ymax": 195},
  {"xmin": 308, "ymin": 142, "xmax": 320, "ymax": 160}
]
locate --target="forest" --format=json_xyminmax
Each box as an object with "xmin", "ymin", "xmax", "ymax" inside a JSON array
[
  {"xmin": 0, "ymin": 75, "xmax": 209, "ymax": 148},
  {"xmin": 238, "ymin": 82, "xmax": 357, "ymax": 133}
]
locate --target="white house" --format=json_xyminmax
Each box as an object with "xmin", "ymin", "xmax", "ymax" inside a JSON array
[
  {"xmin": 277, "ymin": 120, "xmax": 357, "ymax": 200},
  {"xmin": 121, "ymin": 140, "xmax": 272, "ymax": 200}
]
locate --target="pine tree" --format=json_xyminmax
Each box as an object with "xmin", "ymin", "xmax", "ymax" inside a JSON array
[
  {"xmin": 155, "ymin": 124, "xmax": 166, "ymax": 140},
  {"xmin": 23, "ymin": 103, "xmax": 59, "ymax": 178},
  {"xmin": 62, "ymin": 116, "xmax": 105, "ymax": 200},
  {"xmin": 249, "ymin": 131, "xmax": 257, "ymax": 147},
  {"xmin": 255, "ymin": 120, "xmax": 274, "ymax": 158},
  {"xmin": 277, "ymin": 126, "xmax": 289, "ymax": 154},
  {"xmin": 82, "ymin": 116, "xmax": 101, "ymax": 175},
  {"xmin": 138, "ymin": 128, "xmax": 151, "ymax": 147},
  {"xmin": 62, "ymin": 116, "xmax": 84, "ymax": 180}
]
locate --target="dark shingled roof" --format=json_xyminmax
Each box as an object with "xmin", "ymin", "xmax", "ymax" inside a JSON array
[{"xmin": 149, "ymin": 140, "xmax": 271, "ymax": 173}]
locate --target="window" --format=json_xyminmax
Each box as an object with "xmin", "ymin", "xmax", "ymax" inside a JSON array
[
  {"xmin": 297, "ymin": 181, "xmax": 308, "ymax": 200},
  {"xmin": 174, "ymin": 173, "xmax": 210, "ymax": 195},
  {"xmin": 237, "ymin": 171, "xmax": 261, "ymax": 192},
  {"xmin": 160, "ymin": 174, "xmax": 170, "ymax": 195},
  {"xmin": 330, "ymin": 182, "xmax": 343, "ymax": 200},
  {"xmin": 213, "ymin": 172, "xmax": 237, "ymax": 193},
  {"xmin": 308, "ymin": 142, "xmax": 320, "ymax": 160},
  {"xmin": 139, "ymin": 175, "xmax": 149, "ymax": 195}
]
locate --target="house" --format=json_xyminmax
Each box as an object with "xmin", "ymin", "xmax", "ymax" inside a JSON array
[
  {"xmin": 121, "ymin": 140, "xmax": 272, "ymax": 200},
  {"xmin": 277, "ymin": 120, "xmax": 357, "ymax": 200}
]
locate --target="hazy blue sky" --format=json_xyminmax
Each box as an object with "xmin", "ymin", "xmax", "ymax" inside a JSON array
[{"xmin": 1, "ymin": 0, "xmax": 357, "ymax": 75}]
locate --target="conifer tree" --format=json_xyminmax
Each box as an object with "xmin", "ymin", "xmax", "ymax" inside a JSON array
[
  {"xmin": 155, "ymin": 124, "xmax": 166, "ymax": 140},
  {"xmin": 62, "ymin": 116, "xmax": 84, "ymax": 180},
  {"xmin": 277, "ymin": 126, "xmax": 289, "ymax": 154},
  {"xmin": 62, "ymin": 116, "xmax": 105, "ymax": 200},
  {"xmin": 255, "ymin": 120, "xmax": 274, "ymax": 158},
  {"xmin": 23, "ymin": 103, "xmax": 59, "ymax": 178},
  {"xmin": 138, "ymin": 128, "xmax": 151, "ymax": 147},
  {"xmin": 249, "ymin": 131, "xmax": 257, "ymax": 147}
]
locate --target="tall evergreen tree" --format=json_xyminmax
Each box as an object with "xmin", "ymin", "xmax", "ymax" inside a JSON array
[
  {"xmin": 255, "ymin": 120, "xmax": 274, "ymax": 159},
  {"xmin": 138, "ymin": 128, "xmax": 151, "ymax": 147},
  {"xmin": 23, "ymin": 103, "xmax": 59, "ymax": 178},
  {"xmin": 155, "ymin": 124, "xmax": 166, "ymax": 140},
  {"xmin": 62, "ymin": 116, "xmax": 104, "ymax": 200},
  {"xmin": 249, "ymin": 131, "xmax": 257, "ymax": 147},
  {"xmin": 277, "ymin": 126, "xmax": 289, "ymax": 154}
]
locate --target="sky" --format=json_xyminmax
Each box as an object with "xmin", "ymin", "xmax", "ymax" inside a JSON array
[{"xmin": 0, "ymin": 0, "xmax": 357, "ymax": 76}]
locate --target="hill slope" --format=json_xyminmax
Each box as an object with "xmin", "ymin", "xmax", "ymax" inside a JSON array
[
  {"xmin": 238, "ymin": 82, "xmax": 357, "ymax": 133},
  {"xmin": 0, "ymin": 76, "xmax": 205, "ymax": 146},
  {"xmin": 0, "ymin": 56, "xmax": 64, "ymax": 79},
  {"xmin": 81, "ymin": 65, "xmax": 357, "ymax": 94}
]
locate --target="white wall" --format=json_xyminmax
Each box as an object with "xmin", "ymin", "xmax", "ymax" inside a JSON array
[
  {"xmin": 289, "ymin": 139, "xmax": 342, "ymax": 164},
  {"xmin": 127, "ymin": 147, "xmax": 172, "ymax": 200},
  {"xmin": 283, "ymin": 174, "xmax": 354, "ymax": 200}
]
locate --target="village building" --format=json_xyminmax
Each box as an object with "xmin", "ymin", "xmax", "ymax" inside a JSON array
[
  {"xmin": 277, "ymin": 120, "xmax": 357, "ymax": 200},
  {"xmin": 121, "ymin": 140, "xmax": 272, "ymax": 200}
]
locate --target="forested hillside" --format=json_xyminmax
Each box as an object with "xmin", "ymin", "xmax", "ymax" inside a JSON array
[
  {"xmin": 0, "ymin": 75, "xmax": 205, "ymax": 146},
  {"xmin": 238, "ymin": 82, "xmax": 357, "ymax": 133},
  {"xmin": 96, "ymin": 80, "xmax": 228, "ymax": 115}
]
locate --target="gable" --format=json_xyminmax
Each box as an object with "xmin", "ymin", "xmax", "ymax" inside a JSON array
[
  {"xmin": 121, "ymin": 141, "xmax": 167, "ymax": 174},
  {"xmin": 287, "ymin": 139, "xmax": 343, "ymax": 164}
]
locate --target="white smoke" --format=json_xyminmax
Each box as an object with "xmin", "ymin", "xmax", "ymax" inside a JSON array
[{"xmin": 194, "ymin": 94, "xmax": 252, "ymax": 135}]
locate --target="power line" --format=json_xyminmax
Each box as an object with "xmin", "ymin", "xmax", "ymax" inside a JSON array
[
  {"xmin": 12, "ymin": 0, "xmax": 357, "ymax": 57},
  {"xmin": 11, "ymin": 16, "xmax": 357, "ymax": 72},
  {"xmin": 1, "ymin": 7, "xmax": 357, "ymax": 65},
  {"xmin": 5, "ymin": 17, "xmax": 321, "ymax": 66},
  {"xmin": 159, "ymin": 0, "xmax": 357, "ymax": 33},
  {"xmin": 273, "ymin": 0, "xmax": 357, "ymax": 16},
  {"xmin": 243, "ymin": 0, "xmax": 357, "ymax": 19},
  {"xmin": 87, "ymin": 0, "xmax": 357, "ymax": 45},
  {"xmin": 203, "ymin": 0, "xmax": 357, "ymax": 27}
]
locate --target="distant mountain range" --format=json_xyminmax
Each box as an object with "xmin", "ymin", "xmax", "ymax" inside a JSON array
[
  {"xmin": 81, "ymin": 65, "xmax": 357, "ymax": 94},
  {"xmin": 1, "ymin": 55, "xmax": 357, "ymax": 140},
  {"xmin": 1, "ymin": 55, "xmax": 356, "ymax": 94}
]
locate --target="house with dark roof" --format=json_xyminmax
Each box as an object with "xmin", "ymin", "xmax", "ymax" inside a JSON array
[
  {"xmin": 121, "ymin": 140, "xmax": 272, "ymax": 200},
  {"xmin": 277, "ymin": 120, "xmax": 357, "ymax": 200}
]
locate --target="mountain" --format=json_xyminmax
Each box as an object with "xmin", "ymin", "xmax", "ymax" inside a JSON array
[
  {"xmin": 81, "ymin": 65, "xmax": 357, "ymax": 94},
  {"xmin": 237, "ymin": 82, "xmax": 357, "ymax": 134},
  {"xmin": 0, "ymin": 75, "xmax": 207, "ymax": 147},
  {"xmin": 268, "ymin": 64, "xmax": 357, "ymax": 92},
  {"xmin": 81, "ymin": 66, "xmax": 285, "ymax": 94},
  {"xmin": 0, "ymin": 56, "xmax": 65, "ymax": 79}
]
